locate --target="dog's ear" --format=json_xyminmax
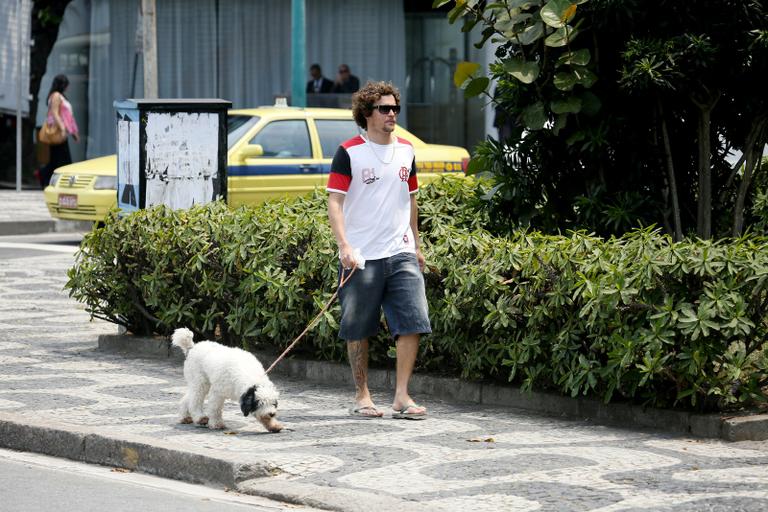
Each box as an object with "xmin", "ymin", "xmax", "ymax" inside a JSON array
[{"xmin": 240, "ymin": 386, "xmax": 256, "ymax": 416}]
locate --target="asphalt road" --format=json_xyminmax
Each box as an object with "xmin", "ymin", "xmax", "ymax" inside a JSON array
[
  {"xmin": 0, "ymin": 232, "xmax": 84, "ymax": 260},
  {"xmin": 0, "ymin": 449, "xmax": 320, "ymax": 512}
]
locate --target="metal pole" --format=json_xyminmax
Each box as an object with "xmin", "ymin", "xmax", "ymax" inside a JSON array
[
  {"xmin": 16, "ymin": 0, "xmax": 23, "ymax": 191},
  {"xmin": 291, "ymin": 0, "xmax": 306, "ymax": 107},
  {"xmin": 141, "ymin": 0, "xmax": 158, "ymax": 98}
]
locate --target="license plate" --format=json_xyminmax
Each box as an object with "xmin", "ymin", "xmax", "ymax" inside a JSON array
[{"xmin": 58, "ymin": 194, "xmax": 78, "ymax": 209}]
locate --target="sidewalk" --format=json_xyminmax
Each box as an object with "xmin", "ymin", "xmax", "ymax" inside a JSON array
[
  {"xmin": 0, "ymin": 190, "xmax": 91, "ymax": 236},
  {"xmin": 1, "ymin": 213, "xmax": 768, "ymax": 510}
]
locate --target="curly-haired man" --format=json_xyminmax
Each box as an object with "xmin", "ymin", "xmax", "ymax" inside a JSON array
[{"xmin": 327, "ymin": 81, "xmax": 430, "ymax": 420}]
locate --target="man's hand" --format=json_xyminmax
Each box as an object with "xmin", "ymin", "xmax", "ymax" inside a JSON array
[
  {"xmin": 339, "ymin": 243, "xmax": 357, "ymax": 270},
  {"xmin": 416, "ymin": 248, "xmax": 425, "ymax": 272}
]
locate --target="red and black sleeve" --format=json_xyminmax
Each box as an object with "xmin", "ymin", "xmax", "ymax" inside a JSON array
[
  {"xmin": 327, "ymin": 146, "xmax": 352, "ymax": 194},
  {"xmin": 408, "ymin": 156, "xmax": 418, "ymax": 193}
]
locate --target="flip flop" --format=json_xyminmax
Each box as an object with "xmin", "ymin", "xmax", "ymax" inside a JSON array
[
  {"xmin": 348, "ymin": 405, "xmax": 383, "ymax": 419},
  {"xmin": 392, "ymin": 403, "xmax": 427, "ymax": 420}
]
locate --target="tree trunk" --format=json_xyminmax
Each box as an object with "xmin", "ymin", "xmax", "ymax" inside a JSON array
[
  {"xmin": 696, "ymin": 109, "xmax": 712, "ymax": 238},
  {"xmin": 658, "ymin": 101, "xmax": 683, "ymax": 241},
  {"xmin": 732, "ymin": 147, "xmax": 757, "ymax": 237},
  {"xmin": 732, "ymin": 117, "xmax": 768, "ymax": 237},
  {"xmin": 692, "ymin": 90, "xmax": 720, "ymax": 239}
]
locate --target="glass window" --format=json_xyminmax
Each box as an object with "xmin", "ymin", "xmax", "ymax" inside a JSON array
[
  {"xmin": 227, "ymin": 115, "xmax": 260, "ymax": 149},
  {"xmin": 248, "ymin": 120, "xmax": 311, "ymax": 158},
  {"xmin": 315, "ymin": 119, "xmax": 361, "ymax": 158}
]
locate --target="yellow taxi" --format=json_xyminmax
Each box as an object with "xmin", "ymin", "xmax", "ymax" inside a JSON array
[{"xmin": 44, "ymin": 106, "xmax": 470, "ymax": 222}]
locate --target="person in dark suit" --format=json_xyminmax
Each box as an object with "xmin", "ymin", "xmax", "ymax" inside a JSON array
[
  {"xmin": 306, "ymin": 64, "xmax": 334, "ymax": 94},
  {"xmin": 332, "ymin": 64, "xmax": 360, "ymax": 93}
]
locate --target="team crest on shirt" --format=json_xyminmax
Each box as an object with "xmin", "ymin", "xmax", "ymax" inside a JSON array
[
  {"xmin": 399, "ymin": 166, "xmax": 409, "ymax": 182},
  {"xmin": 361, "ymin": 168, "xmax": 380, "ymax": 184}
]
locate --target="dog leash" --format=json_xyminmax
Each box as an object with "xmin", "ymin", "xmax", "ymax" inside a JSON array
[{"xmin": 265, "ymin": 266, "xmax": 356, "ymax": 374}]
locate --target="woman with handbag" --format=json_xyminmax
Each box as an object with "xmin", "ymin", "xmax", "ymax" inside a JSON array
[{"xmin": 40, "ymin": 74, "xmax": 79, "ymax": 188}]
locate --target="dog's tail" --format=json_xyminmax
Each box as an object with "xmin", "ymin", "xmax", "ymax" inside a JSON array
[{"xmin": 171, "ymin": 327, "xmax": 195, "ymax": 357}]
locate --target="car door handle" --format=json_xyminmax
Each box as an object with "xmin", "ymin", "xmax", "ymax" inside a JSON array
[{"xmin": 299, "ymin": 165, "xmax": 319, "ymax": 173}]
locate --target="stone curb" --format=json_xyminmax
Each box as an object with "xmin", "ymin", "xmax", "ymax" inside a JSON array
[
  {"xmin": 722, "ymin": 414, "xmax": 768, "ymax": 442},
  {"xmin": 0, "ymin": 219, "xmax": 92, "ymax": 236},
  {"xmin": 0, "ymin": 412, "xmax": 271, "ymax": 488},
  {"xmin": 235, "ymin": 479, "xmax": 445, "ymax": 512},
  {"xmin": 0, "ymin": 412, "xmax": 443, "ymax": 512},
  {"xmin": 97, "ymin": 334, "xmax": 768, "ymax": 442}
]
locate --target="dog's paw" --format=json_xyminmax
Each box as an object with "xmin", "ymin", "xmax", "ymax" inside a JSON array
[
  {"xmin": 195, "ymin": 416, "xmax": 209, "ymax": 426},
  {"xmin": 259, "ymin": 416, "xmax": 284, "ymax": 433},
  {"xmin": 179, "ymin": 416, "xmax": 193, "ymax": 424},
  {"xmin": 209, "ymin": 422, "xmax": 226, "ymax": 430}
]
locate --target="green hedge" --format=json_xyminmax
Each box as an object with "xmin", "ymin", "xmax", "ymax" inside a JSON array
[{"xmin": 67, "ymin": 176, "xmax": 767, "ymax": 411}]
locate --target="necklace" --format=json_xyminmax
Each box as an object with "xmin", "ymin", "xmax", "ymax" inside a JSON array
[{"xmin": 365, "ymin": 134, "xmax": 396, "ymax": 165}]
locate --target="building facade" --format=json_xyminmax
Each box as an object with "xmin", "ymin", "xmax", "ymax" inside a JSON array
[{"xmin": 35, "ymin": 0, "xmax": 494, "ymax": 162}]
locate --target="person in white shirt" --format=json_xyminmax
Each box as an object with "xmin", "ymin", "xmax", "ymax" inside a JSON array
[{"xmin": 327, "ymin": 81, "xmax": 430, "ymax": 420}]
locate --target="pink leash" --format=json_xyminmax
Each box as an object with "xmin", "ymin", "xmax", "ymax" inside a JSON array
[{"xmin": 265, "ymin": 266, "xmax": 356, "ymax": 374}]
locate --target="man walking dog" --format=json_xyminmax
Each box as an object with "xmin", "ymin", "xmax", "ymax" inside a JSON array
[{"xmin": 327, "ymin": 81, "xmax": 430, "ymax": 420}]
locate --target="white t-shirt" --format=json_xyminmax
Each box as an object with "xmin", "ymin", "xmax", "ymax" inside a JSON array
[{"xmin": 326, "ymin": 134, "xmax": 418, "ymax": 261}]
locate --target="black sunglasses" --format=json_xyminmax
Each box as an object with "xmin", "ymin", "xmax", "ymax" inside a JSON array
[{"xmin": 372, "ymin": 104, "xmax": 401, "ymax": 114}]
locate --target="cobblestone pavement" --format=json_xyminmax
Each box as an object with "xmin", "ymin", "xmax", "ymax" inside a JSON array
[
  {"xmin": 0, "ymin": 191, "xmax": 51, "ymax": 223},
  {"xmin": 2, "ymin": 242, "xmax": 768, "ymax": 511}
]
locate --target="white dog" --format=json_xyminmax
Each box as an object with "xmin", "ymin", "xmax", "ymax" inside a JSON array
[{"xmin": 171, "ymin": 328, "xmax": 283, "ymax": 432}]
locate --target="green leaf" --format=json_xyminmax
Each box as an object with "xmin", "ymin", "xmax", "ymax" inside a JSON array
[
  {"xmin": 503, "ymin": 59, "xmax": 540, "ymax": 84},
  {"xmin": 448, "ymin": 1, "xmax": 470, "ymax": 23},
  {"xmin": 553, "ymin": 113, "xmax": 568, "ymax": 133},
  {"xmin": 498, "ymin": 13, "xmax": 533, "ymax": 34},
  {"xmin": 545, "ymin": 25, "xmax": 579, "ymax": 47},
  {"xmin": 461, "ymin": 16, "xmax": 481, "ymax": 33},
  {"xmin": 466, "ymin": 157, "xmax": 484, "ymax": 176},
  {"xmin": 523, "ymin": 101, "xmax": 547, "ymax": 130},
  {"xmin": 557, "ymin": 48, "xmax": 591, "ymax": 67},
  {"xmin": 541, "ymin": 0, "xmax": 577, "ymax": 29},
  {"xmin": 579, "ymin": 91, "xmax": 602, "ymax": 115},
  {"xmin": 566, "ymin": 131, "xmax": 585, "ymax": 145},
  {"xmin": 432, "ymin": 0, "xmax": 452, "ymax": 7},
  {"xmin": 474, "ymin": 26, "xmax": 497, "ymax": 49},
  {"xmin": 574, "ymin": 68, "xmax": 598, "ymax": 88},
  {"xmin": 551, "ymin": 96, "xmax": 582, "ymax": 114},
  {"xmin": 554, "ymin": 71, "xmax": 577, "ymax": 91},
  {"xmin": 517, "ymin": 22, "xmax": 545, "ymax": 45},
  {"xmin": 481, "ymin": 182, "xmax": 504, "ymax": 201},
  {"xmin": 464, "ymin": 77, "xmax": 490, "ymax": 98},
  {"xmin": 507, "ymin": 0, "xmax": 542, "ymax": 8}
]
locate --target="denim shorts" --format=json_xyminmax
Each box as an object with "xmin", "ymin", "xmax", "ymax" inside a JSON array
[{"xmin": 337, "ymin": 252, "xmax": 432, "ymax": 341}]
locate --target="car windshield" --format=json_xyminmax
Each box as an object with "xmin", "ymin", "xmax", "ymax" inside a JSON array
[{"xmin": 228, "ymin": 115, "xmax": 260, "ymax": 149}]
